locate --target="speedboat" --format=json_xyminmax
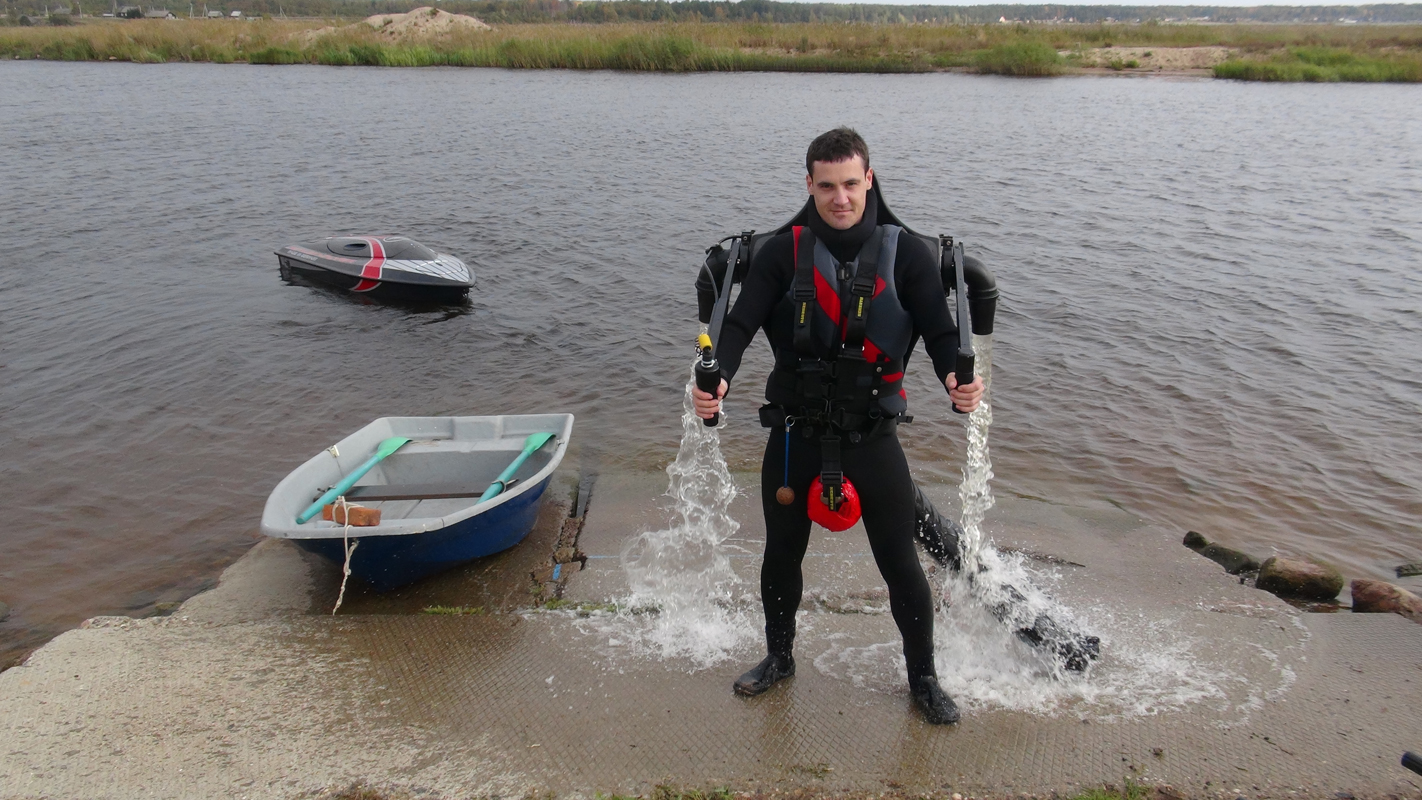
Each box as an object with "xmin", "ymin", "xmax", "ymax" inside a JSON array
[
  {"xmin": 276, "ymin": 235, "xmax": 474, "ymax": 303},
  {"xmin": 260, "ymin": 414, "xmax": 573, "ymax": 591}
]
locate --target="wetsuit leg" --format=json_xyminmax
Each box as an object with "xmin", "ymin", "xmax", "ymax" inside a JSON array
[
  {"xmin": 758, "ymin": 428, "xmax": 821, "ymax": 653},
  {"xmin": 844, "ymin": 432, "xmax": 936, "ymax": 680}
]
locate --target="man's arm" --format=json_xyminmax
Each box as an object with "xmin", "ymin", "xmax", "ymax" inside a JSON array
[
  {"xmin": 896, "ymin": 236, "xmax": 985, "ymax": 413},
  {"xmin": 693, "ymin": 234, "xmax": 793, "ymax": 419}
]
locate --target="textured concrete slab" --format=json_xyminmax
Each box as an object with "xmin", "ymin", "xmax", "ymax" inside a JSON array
[{"xmin": 2, "ymin": 471, "xmax": 1421, "ymax": 800}]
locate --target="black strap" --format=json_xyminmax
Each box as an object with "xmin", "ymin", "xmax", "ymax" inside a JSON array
[
  {"xmin": 819, "ymin": 433, "xmax": 843, "ymax": 511},
  {"xmin": 791, "ymin": 227, "xmax": 818, "ymax": 360},
  {"xmin": 840, "ymin": 227, "xmax": 884, "ymax": 356}
]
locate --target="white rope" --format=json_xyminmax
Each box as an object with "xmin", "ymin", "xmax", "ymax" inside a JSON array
[{"xmin": 331, "ymin": 495, "xmax": 358, "ymax": 615}]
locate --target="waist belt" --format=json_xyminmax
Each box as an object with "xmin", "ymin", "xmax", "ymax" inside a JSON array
[
  {"xmin": 759, "ymin": 403, "xmax": 909, "ymax": 512},
  {"xmin": 758, "ymin": 404, "xmax": 910, "ymax": 443}
]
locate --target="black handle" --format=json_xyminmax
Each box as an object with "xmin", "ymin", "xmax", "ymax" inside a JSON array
[
  {"xmin": 1404, "ymin": 751, "xmax": 1422, "ymax": 776},
  {"xmin": 952, "ymin": 349, "xmax": 975, "ymax": 415},
  {"xmin": 695, "ymin": 358, "xmax": 721, "ymax": 427}
]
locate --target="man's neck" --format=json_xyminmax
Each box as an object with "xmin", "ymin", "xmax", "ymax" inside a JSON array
[{"xmin": 807, "ymin": 190, "xmax": 878, "ymax": 263}]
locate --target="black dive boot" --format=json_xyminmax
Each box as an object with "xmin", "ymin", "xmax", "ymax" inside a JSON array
[
  {"xmin": 909, "ymin": 675, "xmax": 961, "ymax": 725},
  {"xmin": 733, "ymin": 624, "xmax": 795, "ymax": 696}
]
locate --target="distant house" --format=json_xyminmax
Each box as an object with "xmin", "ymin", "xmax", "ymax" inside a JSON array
[
  {"xmin": 117, "ymin": 5, "xmax": 141, "ymax": 16},
  {"xmin": 206, "ymin": 9, "xmax": 221, "ymax": 16},
  {"xmin": 228, "ymin": 9, "xmax": 239, "ymax": 16},
  {"xmin": 144, "ymin": 8, "xmax": 175, "ymax": 18}
]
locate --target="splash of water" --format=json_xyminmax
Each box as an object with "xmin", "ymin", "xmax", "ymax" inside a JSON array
[
  {"xmin": 920, "ymin": 334, "xmax": 1231, "ymax": 715},
  {"xmin": 607, "ymin": 365, "xmax": 753, "ymax": 668}
]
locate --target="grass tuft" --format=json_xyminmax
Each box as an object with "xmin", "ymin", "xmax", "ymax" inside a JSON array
[
  {"xmin": 975, "ymin": 40, "xmax": 1066, "ymax": 75},
  {"xmin": 420, "ymin": 605, "xmax": 484, "ymax": 616},
  {"xmin": 1215, "ymin": 46, "xmax": 1422, "ymax": 82}
]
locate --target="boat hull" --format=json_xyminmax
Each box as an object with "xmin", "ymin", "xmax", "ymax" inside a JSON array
[
  {"xmin": 275, "ymin": 235, "xmax": 474, "ymax": 304},
  {"xmin": 292, "ymin": 473, "xmax": 551, "ymax": 591}
]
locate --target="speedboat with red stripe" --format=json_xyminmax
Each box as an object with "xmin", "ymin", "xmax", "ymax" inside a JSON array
[{"xmin": 276, "ymin": 235, "xmax": 474, "ymax": 303}]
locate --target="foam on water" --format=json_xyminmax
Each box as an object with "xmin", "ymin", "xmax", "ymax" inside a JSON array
[
  {"xmin": 579, "ymin": 365, "xmax": 754, "ymax": 670},
  {"xmin": 817, "ymin": 336, "xmax": 1246, "ymax": 717},
  {"xmin": 579, "ymin": 341, "xmax": 1256, "ymax": 717}
]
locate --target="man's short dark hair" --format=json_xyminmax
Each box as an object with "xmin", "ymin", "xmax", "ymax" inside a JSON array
[{"xmin": 806, "ymin": 127, "xmax": 870, "ymax": 175}]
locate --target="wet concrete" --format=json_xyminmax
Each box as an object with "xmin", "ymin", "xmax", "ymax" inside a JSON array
[{"xmin": 2, "ymin": 469, "xmax": 1420, "ymax": 800}]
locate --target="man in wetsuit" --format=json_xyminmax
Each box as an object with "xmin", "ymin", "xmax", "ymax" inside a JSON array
[{"xmin": 692, "ymin": 128, "xmax": 984, "ymax": 724}]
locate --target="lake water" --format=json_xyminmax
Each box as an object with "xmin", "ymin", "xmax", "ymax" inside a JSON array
[{"xmin": 2, "ymin": 62, "xmax": 1419, "ymax": 667}]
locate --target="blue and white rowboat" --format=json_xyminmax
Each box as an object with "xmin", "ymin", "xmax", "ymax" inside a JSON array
[{"xmin": 260, "ymin": 414, "xmax": 573, "ymax": 591}]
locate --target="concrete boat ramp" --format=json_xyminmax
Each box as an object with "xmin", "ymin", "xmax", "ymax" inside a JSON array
[{"xmin": 2, "ymin": 471, "xmax": 1419, "ymax": 800}]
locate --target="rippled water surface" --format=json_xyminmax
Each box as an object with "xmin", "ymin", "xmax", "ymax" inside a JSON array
[{"xmin": 2, "ymin": 62, "xmax": 1419, "ymax": 665}]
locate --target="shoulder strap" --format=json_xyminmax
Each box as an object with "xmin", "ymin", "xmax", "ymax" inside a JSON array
[
  {"xmin": 841, "ymin": 226, "xmax": 885, "ymax": 356},
  {"xmin": 791, "ymin": 226, "xmax": 818, "ymax": 358}
]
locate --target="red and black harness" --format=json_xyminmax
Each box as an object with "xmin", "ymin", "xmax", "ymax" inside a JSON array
[{"xmin": 761, "ymin": 224, "xmax": 913, "ymax": 516}]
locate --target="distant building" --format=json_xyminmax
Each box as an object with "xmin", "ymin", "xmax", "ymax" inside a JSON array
[
  {"xmin": 228, "ymin": 9, "xmax": 239, "ymax": 16},
  {"xmin": 206, "ymin": 9, "xmax": 220, "ymax": 16},
  {"xmin": 144, "ymin": 7, "xmax": 175, "ymax": 17}
]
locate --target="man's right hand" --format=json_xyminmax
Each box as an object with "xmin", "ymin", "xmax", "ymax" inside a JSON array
[{"xmin": 693, "ymin": 379, "xmax": 728, "ymax": 420}]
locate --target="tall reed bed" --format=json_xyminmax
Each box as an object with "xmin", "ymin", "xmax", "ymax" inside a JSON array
[
  {"xmin": 1215, "ymin": 46, "xmax": 1422, "ymax": 82},
  {"xmin": 3, "ymin": 19, "xmax": 1421, "ymax": 80}
]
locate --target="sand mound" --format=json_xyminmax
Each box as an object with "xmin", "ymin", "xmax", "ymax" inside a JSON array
[
  {"xmin": 362, "ymin": 7, "xmax": 491, "ymax": 37},
  {"xmin": 1076, "ymin": 46, "xmax": 1230, "ymax": 71},
  {"xmin": 296, "ymin": 7, "xmax": 490, "ymax": 45}
]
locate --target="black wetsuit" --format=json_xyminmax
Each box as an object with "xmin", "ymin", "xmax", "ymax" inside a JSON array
[{"xmin": 715, "ymin": 193, "xmax": 962, "ymax": 680}]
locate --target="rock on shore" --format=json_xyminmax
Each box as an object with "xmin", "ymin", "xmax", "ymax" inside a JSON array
[
  {"xmin": 1351, "ymin": 579, "xmax": 1422, "ymax": 623},
  {"xmin": 0, "ymin": 601, "xmax": 9, "ymax": 622},
  {"xmin": 1182, "ymin": 531, "xmax": 1261, "ymax": 575},
  {"xmin": 1256, "ymin": 556, "xmax": 1344, "ymax": 601}
]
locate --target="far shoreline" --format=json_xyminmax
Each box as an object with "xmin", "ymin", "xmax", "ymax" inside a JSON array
[{"xmin": 2, "ymin": 17, "xmax": 1420, "ymax": 81}]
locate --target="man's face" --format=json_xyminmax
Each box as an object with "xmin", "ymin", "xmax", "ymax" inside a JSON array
[{"xmin": 806, "ymin": 156, "xmax": 874, "ymax": 230}]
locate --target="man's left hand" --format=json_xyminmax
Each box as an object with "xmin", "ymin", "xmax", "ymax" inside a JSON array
[{"xmin": 946, "ymin": 373, "xmax": 985, "ymax": 414}]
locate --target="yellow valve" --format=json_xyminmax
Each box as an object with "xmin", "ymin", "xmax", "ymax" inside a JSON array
[{"xmin": 697, "ymin": 333, "xmax": 713, "ymax": 353}]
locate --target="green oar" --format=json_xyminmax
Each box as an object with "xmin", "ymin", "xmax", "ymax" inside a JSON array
[
  {"xmin": 297, "ymin": 436, "xmax": 411, "ymax": 524},
  {"xmin": 477, "ymin": 432, "xmax": 555, "ymax": 504}
]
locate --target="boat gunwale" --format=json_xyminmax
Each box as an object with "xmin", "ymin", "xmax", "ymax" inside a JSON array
[{"xmin": 260, "ymin": 413, "xmax": 573, "ymax": 541}]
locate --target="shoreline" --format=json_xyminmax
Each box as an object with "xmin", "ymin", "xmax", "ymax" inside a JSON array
[
  {"xmin": 2, "ymin": 19, "xmax": 1419, "ymax": 81},
  {"xmin": 2, "ymin": 468, "xmax": 1419, "ymax": 798}
]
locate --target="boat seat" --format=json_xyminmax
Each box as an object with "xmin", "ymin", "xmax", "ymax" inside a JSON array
[{"xmin": 344, "ymin": 482, "xmax": 492, "ymax": 502}]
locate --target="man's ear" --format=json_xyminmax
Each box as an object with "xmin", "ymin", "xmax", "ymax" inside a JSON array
[
  {"xmin": 805, "ymin": 172, "xmax": 814, "ymax": 194},
  {"xmin": 865, "ymin": 167, "xmax": 874, "ymax": 189}
]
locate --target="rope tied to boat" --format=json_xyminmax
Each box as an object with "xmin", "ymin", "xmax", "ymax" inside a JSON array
[{"xmin": 331, "ymin": 495, "xmax": 359, "ymax": 615}]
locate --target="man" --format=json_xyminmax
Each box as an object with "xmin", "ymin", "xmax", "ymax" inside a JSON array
[{"xmin": 692, "ymin": 128, "xmax": 984, "ymax": 724}]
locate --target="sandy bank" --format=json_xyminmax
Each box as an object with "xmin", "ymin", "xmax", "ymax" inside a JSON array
[{"xmin": 3, "ymin": 469, "xmax": 1420, "ymax": 798}]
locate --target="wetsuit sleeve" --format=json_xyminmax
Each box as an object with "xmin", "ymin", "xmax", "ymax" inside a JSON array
[
  {"xmin": 713, "ymin": 234, "xmax": 793, "ymax": 384},
  {"xmin": 895, "ymin": 235, "xmax": 959, "ymax": 393}
]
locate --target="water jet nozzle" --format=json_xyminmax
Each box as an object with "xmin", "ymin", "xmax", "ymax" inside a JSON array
[{"xmin": 695, "ymin": 333, "xmax": 721, "ymax": 428}]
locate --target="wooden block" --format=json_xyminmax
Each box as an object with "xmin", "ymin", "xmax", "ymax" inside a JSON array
[{"xmin": 323, "ymin": 503, "xmax": 382, "ymax": 527}]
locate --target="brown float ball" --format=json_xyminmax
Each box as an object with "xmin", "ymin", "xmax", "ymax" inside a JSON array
[{"xmin": 775, "ymin": 486, "xmax": 795, "ymax": 505}]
